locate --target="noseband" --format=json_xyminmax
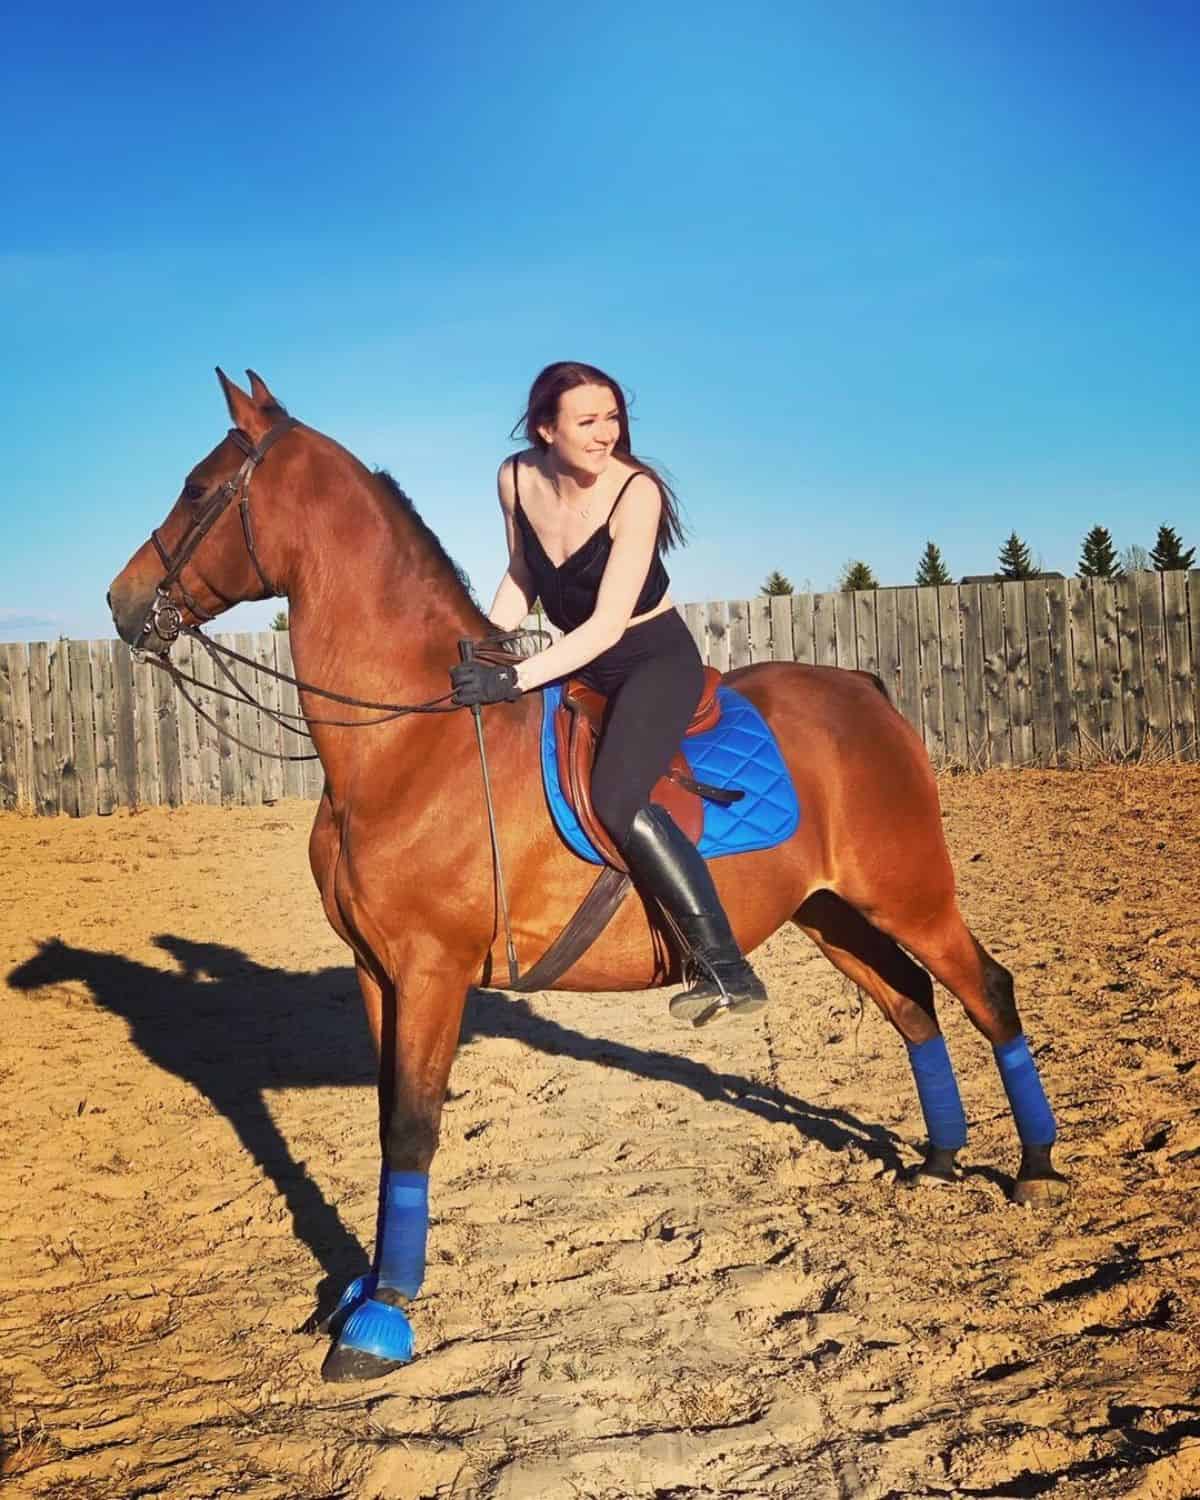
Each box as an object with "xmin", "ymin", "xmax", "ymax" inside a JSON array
[{"xmin": 142, "ymin": 415, "xmax": 298, "ymax": 645}]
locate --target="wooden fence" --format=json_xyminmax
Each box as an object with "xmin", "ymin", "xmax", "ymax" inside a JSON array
[
  {"xmin": 0, "ymin": 631, "xmax": 325, "ymax": 817},
  {"xmin": 1, "ymin": 570, "xmax": 1198, "ymax": 815}
]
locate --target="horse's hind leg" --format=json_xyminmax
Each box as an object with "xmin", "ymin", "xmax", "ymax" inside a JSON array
[
  {"xmin": 875, "ymin": 902, "xmax": 1067, "ymax": 1206},
  {"xmin": 794, "ymin": 891, "xmax": 967, "ymax": 1185}
]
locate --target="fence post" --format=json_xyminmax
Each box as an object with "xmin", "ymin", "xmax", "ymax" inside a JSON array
[
  {"xmin": 1115, "ymin": 574, "xmax": 1148, "ymax": 754},
  {"xmin": 769, "ymin": 594, "xmax": 795, "ymax": 662},
  {"xmin": 1137, "ymin": 570, "xmax": 1170, "ymax": 758},
  {"xmin": 727, "ymin": 599, "xmax": 751, "ymax": 669},
  {"xmin": 938, "ymin": 586, "xmax": 968, "ymax": 767},
  {"xmin": 834, "ymin": 592, "xmax": 855, "ymax": 669},
  {"xmin": 0, "ymin": 646, "xmax": 19, "ymax": 810},
  {"xmin": 1045, "ymin": 579, "xmax": 1074, "ymax": 766},
  {"xmin": 895, "ymin": 589, "xmax": 922, "ymax": 737},
  {"xmin": 90, "ymin": 639, "xmax": 118, "ymax": 815},
  {"xmin": 854, "ymin": 589, "xmax": 879, "ymax": 679},
  {"xmin": 981, "ymin": 583, "xmax": 1011, "ymax": 767},
  {"xmin": 917, "ymin": 587, "xmax": 944, "ymax": 764},
  {"xmin": 706, "ymin": 599, "xmax": 730, "ymax": 672},
  {"xmin": 875, "ymin": 589, "xmax": 900, "ymax": 707},
  {"xmin": 748, "ymin": 597, "xmax": 771, "ymax": 662},
  {"xmin": 111, "ymin": 643, "xmax": 139, "ymax": 808},
  {"xmin": 50, "ymin": 639, "xmax": 78, "ymax": 814},
  {"xmin": 791, "ymin": 592, "xmax": 815, "ymax": 664},
  {"xmin": 1162, "ymin": 570, "xmax": 1194, "ymax": 759},
  {"xmin": 1191, "ymin": 571, "xmax": 1200, "ymax": 758},
  {"xmin": 9, "ymin": 643, "xmax": 35, "ymax": 810},
  {"xmin": 1003, "ymin": 582, "xmax": 1033, "ymax": 767},
  {"xmin": 813, "ymin": 592, "xmax": 837, "ymax": 667},
  {"xmin": 28, "ymin": 642, "xmax": 59, "ymax": 814},
  {"xmin": 959, "ymin": 585, "xmax": 987, "ymax": 768}
]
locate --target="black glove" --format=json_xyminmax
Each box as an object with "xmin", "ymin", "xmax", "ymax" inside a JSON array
[{"xmin": 450, "ymin": 659, "xmax": 522, "ymax": 707}]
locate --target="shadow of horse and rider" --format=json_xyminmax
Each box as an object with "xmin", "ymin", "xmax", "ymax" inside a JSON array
[{"xmin": 8, "ymin": 936, "xmax": 905, "ymax": 1311}]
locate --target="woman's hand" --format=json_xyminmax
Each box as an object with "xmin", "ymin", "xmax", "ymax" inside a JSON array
[{"xmin": 450, "ymin": 660, "xmax": 523, "ymax": 707}]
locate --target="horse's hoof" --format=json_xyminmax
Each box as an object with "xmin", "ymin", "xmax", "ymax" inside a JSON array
[
  {"xmin": 906, "ymin": 1164, "xmax": 960, "ymax": 1189},
  {"xmin": 904, "ymin": 1147, "xmax": 960, "ymax": 1189},
  {"xmin": 1012, "ymin": 1144, "xmax": 1070, "ymax": 1207},
  {"xmin": 321, "ymin": 1341, "xmax": 409, "ymax": 1383},
  {"xmin": 1012, "ymin": 1172, "xmax": 1070, "ymax": 1208},
  {"xmin": 320, "ymin": 1296, "xmax": 414, "ymax": 1382}
]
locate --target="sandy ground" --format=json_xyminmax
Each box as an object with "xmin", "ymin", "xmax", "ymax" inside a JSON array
[{"xmin": 1, "ymin": 767, "xmax": 1198, "ymax": 1500}]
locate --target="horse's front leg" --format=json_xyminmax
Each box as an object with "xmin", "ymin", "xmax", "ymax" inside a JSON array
[{"xmin": 322, "ymin": 948, "xmax": 471, "ymax": 1383}]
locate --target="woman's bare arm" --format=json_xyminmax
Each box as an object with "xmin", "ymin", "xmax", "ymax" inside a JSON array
[{"xmin": 487, "ymin": 460, "xmax": 538, "ymax": 630}]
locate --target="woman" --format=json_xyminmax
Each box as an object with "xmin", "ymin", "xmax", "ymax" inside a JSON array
[{"xmin": 450, "ymin": 361, "xmax": 766, "ymax": 1023}]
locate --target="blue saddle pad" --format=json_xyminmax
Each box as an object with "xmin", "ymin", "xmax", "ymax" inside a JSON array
[{"xmin": 539, "ymin": 682, "xmax": 800, "ymax": 864}]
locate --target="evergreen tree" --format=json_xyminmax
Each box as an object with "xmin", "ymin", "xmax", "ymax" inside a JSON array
[
  {"xmin": 270, "ymin": 609, "xmax": 289, "ymax": 631},
  {"xmin": 1150, "ymin": 523, "xmax": 1196, "ymax": 572},
  {"xmin": 1078, "ymin": 526, "xmax": 1121, "ymax": 579},
  {"xmin": 761, "ymin": 571, "xmax": 795, "ymax": 596},
  {"xmin": 998, "ymin": 531, "xmax": 1036, "ymax": 580},
  {"xmin": 915, "ymin": 541, "xmax": 952, "ymax": 587},
  {"xmin": 839, "ymin": 560, "xmax": 879, "ymax": 592}
]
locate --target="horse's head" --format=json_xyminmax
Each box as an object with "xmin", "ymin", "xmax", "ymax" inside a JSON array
[{"xmin": 108, "ymin": 369, "xmax": 304, "ymax": 653}]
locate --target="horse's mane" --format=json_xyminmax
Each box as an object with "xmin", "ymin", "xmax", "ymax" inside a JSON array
[{"xmin": 373, "ymin": 469, "xmax": 478, "ymax": 606}]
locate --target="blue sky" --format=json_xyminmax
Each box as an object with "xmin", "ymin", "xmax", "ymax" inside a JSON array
[{"xmin": 2, "ymin": 0, "xmax": 1197, "ymax": 642}]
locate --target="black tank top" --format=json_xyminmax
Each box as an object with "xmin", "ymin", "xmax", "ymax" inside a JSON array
[{"xmin": 511, "ymin": 458, "xmax": 671, "ymax": 632}]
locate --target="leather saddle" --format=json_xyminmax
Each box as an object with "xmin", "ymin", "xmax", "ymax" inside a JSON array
[{"xmin": 554, "ymin": 665, "xmax": 734, "ymax": 871}]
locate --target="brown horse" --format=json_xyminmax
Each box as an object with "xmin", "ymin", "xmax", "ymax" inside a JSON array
[{"xmin": 108, "ymin": 370, "xmax": 1066, "ymax": 1382}]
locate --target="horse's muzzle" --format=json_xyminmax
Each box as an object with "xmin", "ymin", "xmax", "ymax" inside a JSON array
[{"xmin": 108, "ymin": 578, "xmax": 174, "ymax": 655}]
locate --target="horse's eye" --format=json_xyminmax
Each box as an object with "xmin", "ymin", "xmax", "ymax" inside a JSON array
[{"xmin": 182, "ymin": 482, "xmax": 206, "ymax": 503}]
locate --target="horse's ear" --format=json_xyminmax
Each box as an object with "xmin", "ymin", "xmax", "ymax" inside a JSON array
[
  {"xmin": 246, "ymin": 369, "xmax": 279, "ymax": 408},
  {"xmin": 216, "ymin": 367, "xmax": 256, "ymax": 429}
]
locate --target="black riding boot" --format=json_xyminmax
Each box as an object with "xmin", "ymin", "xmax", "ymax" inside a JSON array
[{"xmin": 620, "ymin": 803, "xmax": 768, "ymax": 1026}]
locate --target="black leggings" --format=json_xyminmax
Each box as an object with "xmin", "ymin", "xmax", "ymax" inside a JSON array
[{"xmin": 581, "ymin": 610, "xmax": 706, "ymax": 845}]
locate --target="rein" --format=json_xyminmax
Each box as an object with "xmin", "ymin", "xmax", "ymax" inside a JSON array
[{"xmin": 141, "ymin": 630, "xmax": 463, "ymax": 762}]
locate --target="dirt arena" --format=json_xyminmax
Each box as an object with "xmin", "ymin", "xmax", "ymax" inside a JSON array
[{"xmin": 1, "ymin": 766, "xmax": 1198, "ymax": 1500}]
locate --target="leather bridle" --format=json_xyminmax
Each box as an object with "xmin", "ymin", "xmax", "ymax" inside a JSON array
[{"xmin": 141, "ymin": 415, "xmax": 298, "ymax": 647}]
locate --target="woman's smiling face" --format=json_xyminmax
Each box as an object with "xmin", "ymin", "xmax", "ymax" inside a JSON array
[{"xmin": 539, "ymin": 383, "xmax": 621, "ymax": 476}]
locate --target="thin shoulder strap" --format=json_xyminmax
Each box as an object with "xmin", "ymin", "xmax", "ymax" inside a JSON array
[
  {"xmin": 604, "ymin": 470, "xmax": 646, "ymax": 525},
  {"xmin": 511, "ymin": 455, "xmax": 522, "ymax": 508}
]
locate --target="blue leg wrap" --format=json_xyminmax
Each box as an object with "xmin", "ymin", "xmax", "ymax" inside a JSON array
[
  {"xmin": 333, "ymin": 1169, "xmax": 428, "ymax": 1365},
  {"xmin": 375, "ymin": 1170, "xmax": 429, "ymax": 1299},
  {"xmin": 906, "ymin": 1034, "xmax": 968, "ymax": 1151},
  {"xmin": 994, "ymin": 1034, "xmax": 1056, "ymax": 1146}
]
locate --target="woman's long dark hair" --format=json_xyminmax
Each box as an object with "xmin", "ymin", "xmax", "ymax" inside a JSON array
[{"xmin": 511, "ymin": 361, "xmax": 686, "ymax": 552}]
